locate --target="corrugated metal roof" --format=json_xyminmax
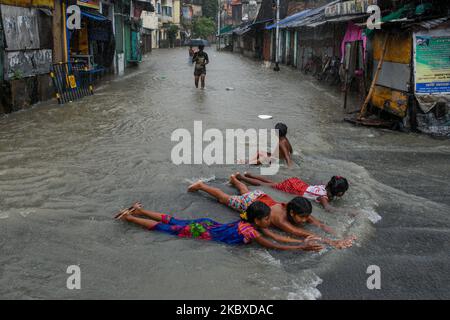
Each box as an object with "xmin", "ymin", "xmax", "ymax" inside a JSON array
[
  {"xmin": 265, "ymin": 0, "xmax": 340, "ymax": 29},
  {"xmin": 416, "ymin": 17, "xmax": 449, "ymax": 29},
  {"xmin": 265, "ymin": 9, "xmax": 311, "ymax": 30},
  {"xmin": 286, "ymin": 0, "xmax": 343, "ymax": 28},
  {"xmin": 306, "ymin": 19, "xmax": 327, "ymax": 28},
  {"xmin": 304, "ymin": 13, "xmax": 368, "ymax": 27},
  {"xmin": 289, "ymin": 12, "xmax": 324, "ymax": 28},
  {"xmin": 356, "ymin": 16, "xmax": 449, "ymax": 30},
  {"xmin": 324, "ymin": 14, "xmax": 368, "ymax": 23}
]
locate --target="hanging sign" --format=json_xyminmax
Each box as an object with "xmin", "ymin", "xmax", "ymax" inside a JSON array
[{"xmin": 77, "ymin": 0, "xmax": 100, "ymax": 10}]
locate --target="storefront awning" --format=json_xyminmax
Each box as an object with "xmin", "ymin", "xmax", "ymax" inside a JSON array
[
  {"xmin": 265, "ymin": 9, "xmax": 311, "ymax": 30},
  {"xmin": 234, "ymin": 24, "xmax": 252, "ymax": 36},
  {"xmin": 272, "ymin": 0, "xmax": 340, "ymax": 29},
  {"xmin": 81, "ymin": 10, "xmax": 108, "ymax": 21},
  {"xmin": 236, "ymin": 18, "xmax": 273, "ymax": 34},
  {"xmin": 218, "ymin": 25, "xmax": 234, "ymax": 36}
]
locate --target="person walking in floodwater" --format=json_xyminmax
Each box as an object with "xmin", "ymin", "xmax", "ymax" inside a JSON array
[{"xmin": 192, "ymin": 45, "xmax": 209, "ymax": 89}]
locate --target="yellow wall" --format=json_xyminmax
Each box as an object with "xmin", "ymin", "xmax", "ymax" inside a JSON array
[
  {"xmin": 0, "ymin": 0, "xmax": 54, "ymax": 8},
  {"xmin": 373, "ymin": 32, "xmax": 411, "ymax": 64},
  {"xmin": 173, "ymin": 0, "xmax": 180, "ymax": 25},
  {"xmin": 371, "ymin": 86, "xmax": 408, "ymax": 118},
  {"xmin": 371, "ymin": 32, "xmax": 411, "ymax": 118}
]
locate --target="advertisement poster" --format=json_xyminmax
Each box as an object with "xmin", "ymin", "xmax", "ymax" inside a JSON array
[
  {"xmin": 414, "ymin": 33, "xmax": 450, "ymax": 95},
  {"xmin": 413, "ymin": 28, "xmax": 450, "ymax": 113}
]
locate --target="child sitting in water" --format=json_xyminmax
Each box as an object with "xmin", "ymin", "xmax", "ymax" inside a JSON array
[
  {"xmin": 115, "ymin": 202, "xmax": 323, "ymax": 251},
  {"xmin": 188, "ymin": 174, "xmax": 355, "ymax": 249},
  {"xmin": 246, "ymin": 123, "xmax": 294, "ymax": 168},
  {"xmin": 236, "ymin": 173, "xmax": 349, "ymax": 213}
]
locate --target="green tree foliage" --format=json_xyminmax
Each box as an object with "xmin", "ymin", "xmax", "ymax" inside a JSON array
[
  {"xmin": 167, "ymin": 23, "xmax": 180, "ymax": 40},
  {"xmin": 192, "ymin": 17, "xmax": 216, "ymax": 39},
  {"xmin": 202, "ymin": 0, "xmax": 218, "ymax": 21}
]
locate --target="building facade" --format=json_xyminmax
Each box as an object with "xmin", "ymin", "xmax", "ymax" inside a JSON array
[{"xmin": 0, "ymin": 0, "xmax": 204, "ymax": 114}]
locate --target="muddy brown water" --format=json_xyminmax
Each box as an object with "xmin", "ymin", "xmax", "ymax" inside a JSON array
[{"xmin": 0, "ymin": 48, "xmax": 449, "ymax": 299}]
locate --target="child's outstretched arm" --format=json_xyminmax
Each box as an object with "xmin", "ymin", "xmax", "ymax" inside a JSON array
[
  {"xmin": 260, "ymin": 228, "xmax": 312, "ymax": 244},
  {"xmin": 273, "ymin": 219, "xmax": 318, "ymax": 238},
  {"xmin": 307, "ymin": 215, "xmax": 337, "ymax": 236},
  {"xmin": 319, "ymin": 197, "xmax": 359, "ymax": 217},
  {"xmin": 319, "ymin": 197, "xmax": 338, "ymax": 212},
  {"xmin": 254, "ymin": 235, "xmax": 323, "ymax": 251},
  {"xmin": 274, "ymin": 219, "xmax": 353, "ymax": 249}
]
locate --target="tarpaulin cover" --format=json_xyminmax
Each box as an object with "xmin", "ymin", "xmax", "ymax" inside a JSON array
[
  {"xmin": 365, "ymin": 4, "xmax": 414, "ymax": 37},
  {"xmin": 81, "ymin": 10, "xmax": 108, "ymax": 22},
  {"xmin": 341, "ymin": 22, "xmax": 366, "ymax": 62}
]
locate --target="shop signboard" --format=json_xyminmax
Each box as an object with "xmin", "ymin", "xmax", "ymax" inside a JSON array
[
  {"xmin": 77, "ymin": 0, "xmax": 100, "ymax": 10},
  {"xmin": 325, "ymin": 0, "xmax": 377, "ymax": 17},
  {"xmin": 413, "ymin": 28, "xmax": 450, "ymax": 112}
]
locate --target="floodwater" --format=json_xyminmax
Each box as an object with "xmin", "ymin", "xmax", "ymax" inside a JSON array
[{"xmin": 0, "ymin": 48, "xmax": 449, "ymax": 299}]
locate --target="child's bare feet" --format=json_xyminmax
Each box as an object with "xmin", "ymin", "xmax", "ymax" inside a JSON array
[
  {"xmin": 130, "ymin": 202, "xmax": 144, "ymax": 214},
  {"xmin": 115, "ymin": 208, "xmax": 133, "ymax": 220},
  {"xmin": 188, "ymin": 180, "xmax": 204, "ymax": 192},
  {"xmin": 132, "ymin": 202, "xmax": 143, "ymax": 210},
  {"xmin": 229, "ymin": 173, "xmax": 239, "ymax": 185},
  {"xmin": 114, "ymin": 202, "xmax": 142, "ymax": 219}
]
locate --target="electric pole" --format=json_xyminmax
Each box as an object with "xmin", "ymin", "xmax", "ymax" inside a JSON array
[
  {"xmin": 217, "ymin": 0, "xmax": 221, "ymax": 50},
  {"xmin": 274, "ymin": 0, "xmax": 280, "ymax": 71}
]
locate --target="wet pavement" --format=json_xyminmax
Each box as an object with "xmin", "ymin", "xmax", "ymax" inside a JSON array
[{"xmin": 0, "ymin": 48, "xmax": 449, "ymax": 299}]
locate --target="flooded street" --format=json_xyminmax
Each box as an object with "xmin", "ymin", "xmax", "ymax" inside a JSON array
[{"xmin": 1, "ymin": 48, "xmax": 449, "ymax": 299}]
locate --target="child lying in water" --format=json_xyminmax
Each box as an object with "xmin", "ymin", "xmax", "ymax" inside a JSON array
[
  {"xmin": 115, "ymin": 202, "xmax": 323, "ymax": 251},
  {"xmin": 187, "ymin": 174, "xmax": 355, "ymax": 249},
  {"xmin": 244, "ymin": 123, "xmax": 294, "ymax": 168},
  {"xmin": 236, "ymin": 173, "xmax": 349, "ymax": 213}
]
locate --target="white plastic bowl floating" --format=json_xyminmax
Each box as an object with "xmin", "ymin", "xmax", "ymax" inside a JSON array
[{"xmin": 258, "ymin": 115, "xmax": 273, "ymax": 119}]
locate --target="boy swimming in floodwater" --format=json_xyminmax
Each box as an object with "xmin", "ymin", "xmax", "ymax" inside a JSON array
[
  {"xmin": 236, "ymin": 173, "xmax": 349, "ymax": 213},
  {"xmin": 246, "ymin": 123, "xmax": 294, "ymax": 168},
  {"xmin": 115, "ymin": 202, "xmax": 323, "ymax": 251},
  {"xmin": 188, "ymin": 174, "xmax": 355, "ymax": 249}
]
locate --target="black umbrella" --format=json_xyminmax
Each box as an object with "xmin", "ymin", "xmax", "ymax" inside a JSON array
[{"xmin": 187, "ymin": 39, "xmax": 210, "ymax": 47}]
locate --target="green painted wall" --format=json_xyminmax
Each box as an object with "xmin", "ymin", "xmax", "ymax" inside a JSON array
[
  {"xmin": 124, "ymin": 23, "xmax": 131, "ymax": 62},
  {"xmin": 130, "ymin": 31, "xmax": 141, "ymax": 62}
]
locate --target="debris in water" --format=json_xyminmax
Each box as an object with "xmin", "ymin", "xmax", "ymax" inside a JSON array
[
  {"xmin": 258, "ymin": 115, "xmax": 273, "ymax": 120},
  {"xmin": 19, "ymin": 209, "xmax": 35, "ymax": 218},
  {"xmin": 226, "ymin": 87, "xmax": 235, "ymax": 91},
  {"xmin": 360, "ymin": 208, "xmax": 382, "ymax": 224}
]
